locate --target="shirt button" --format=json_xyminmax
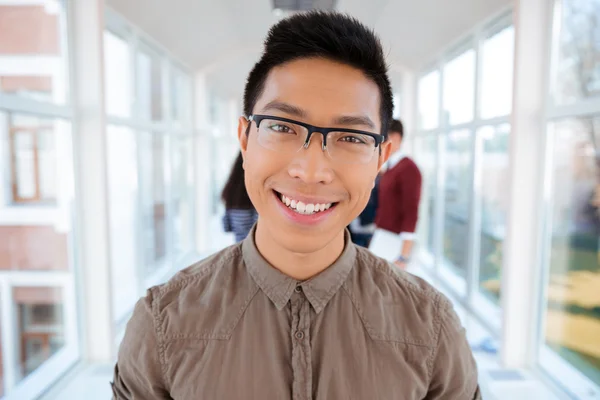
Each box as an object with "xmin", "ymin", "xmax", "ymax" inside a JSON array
[
  {"xmin": 295, "ymin": 331, "xmax": 304, "ymax": 340},
  {"xmin": 294, "ymin": 285, "xmax": 302, "ymax": 293}
]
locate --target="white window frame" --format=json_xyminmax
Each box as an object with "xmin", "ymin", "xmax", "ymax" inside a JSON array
[
  {"xmin": 104, "ymin": 8, "xmax": 196, "ymax": 332},
  {"xmin": 414, "ymin": 9, "xmax": 514, "ymax": 336},
  {"xmin": 0, "ymin": 1, "xmax": 80, "ymax": 398}
]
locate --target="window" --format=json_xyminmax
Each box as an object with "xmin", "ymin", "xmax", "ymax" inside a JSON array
[
  {"xmin": 14, "ymin": 287, "xmax": 65, "ymax": 383},
  {"xmin": 104, "ymin": 30, "xmax": 132, "ymax": 118},
  {"xmin": 481, "ymin": 26, "xmax": 515, "ymax": 119},
  {"xmin": 477, "ymin": 124, "xmax": 511, "ymax": 305},
  {"xmin": 542, "ymin": 116, "xmax": 600, "ymax": 387},
  {"xmin": 171, "ymin": 135, "xmax": 194, "ymax": 255},
  {"xmin": 0, "ymin": 2, "xmax": 69, "ymax": 104},
  {"xmin": 107, "ymin": 125, "xmax": 139, "ymax": 323},
  {"xmin": 415, "ymin": 134, "xmax": 438, "ymax": 255},
  {"xmin": 8, "ymin": 114, "xmax": 58, "ymax": 204},
  {"xmin": 418, "ymin": 70, "xmax": 440, "ymax": 130},
  {"xmin": 553, "ymin": 0, "xmax": 600, "ymax": 104},
  {"xmin": 443, "ymin": 49, "xmax": 476, "ymax": 125},
  {"xmin": 137, "ymin": 47, "xmax": 163, "ymax": 121},
  {"xmin": 442, "ymin": 129, "xmax": 473, "ymax": 286},
  {"xmin": 139, "ymin": 131, "xmax": 167, "ymax": 271}
]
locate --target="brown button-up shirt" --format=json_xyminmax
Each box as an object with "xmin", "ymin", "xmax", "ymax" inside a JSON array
[{"xmin": 112, "ymin": 229, "xmax": 481, "ymax": 399}]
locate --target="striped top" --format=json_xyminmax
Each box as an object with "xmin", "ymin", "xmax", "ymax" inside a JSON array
[{"xmin": 222, "ymin": 208, "xmax": 258, "ymax": 242}]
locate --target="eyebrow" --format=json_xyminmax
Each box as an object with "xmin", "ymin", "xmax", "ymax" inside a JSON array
[{"xmin": 260, "ymin": 100, "xmax": 377, "ymax": 131}]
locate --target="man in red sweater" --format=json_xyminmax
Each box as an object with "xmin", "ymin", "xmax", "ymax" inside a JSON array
[{"xmin": 374, "ymin": 119, "xmax": 422, "ymax": 268}]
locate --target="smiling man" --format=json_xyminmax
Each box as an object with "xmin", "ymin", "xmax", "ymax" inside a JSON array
[{"xmin": 112, "ymin": 11, "xmax": 480, "ymax": 400}]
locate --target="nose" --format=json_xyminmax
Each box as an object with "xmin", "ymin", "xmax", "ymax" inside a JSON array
[{"xmin": 287, "ymin": 132, "xmax": 334, "ymax": 184}]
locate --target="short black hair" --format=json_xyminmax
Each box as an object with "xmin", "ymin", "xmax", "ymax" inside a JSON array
[
  {"xmin": 243, "ymin": 11, "xmax": 394, "ymax": 136},
  {"xmin": 388, "ymin": 119, "xmax": 404, "ymax": 139}
]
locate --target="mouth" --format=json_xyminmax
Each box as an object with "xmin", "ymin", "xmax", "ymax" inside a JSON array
[{"xmin": 273, "ymin": 190, "xmax": 338, "ymax": 216}]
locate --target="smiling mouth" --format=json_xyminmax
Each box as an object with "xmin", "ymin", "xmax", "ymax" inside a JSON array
[{"xmin": 274, "ymin": 190, "xmax": 338, "ymax": 215}]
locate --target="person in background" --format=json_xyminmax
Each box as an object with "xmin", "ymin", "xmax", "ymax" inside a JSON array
[
  {"xmin": 348, "ymin": 173, "xmax": 380, "ymax": 247},
  {"xmin": 221, "ymin": 151, "xmax": 258, "ymax": 242},
  {"xmin": 374, "ymin": 119, "xmax": 422, "ymax": 268}
]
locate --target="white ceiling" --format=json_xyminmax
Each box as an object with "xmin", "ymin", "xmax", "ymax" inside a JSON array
[{"xmin": 107, "ymin": 0, "xmax": 511, "ymax": 98}]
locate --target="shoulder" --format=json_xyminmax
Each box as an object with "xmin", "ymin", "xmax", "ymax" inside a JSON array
[
  {"xmin": 344, "ymin": 246, "xmax": 453, "ymax": 348},
  {"xmin": 139, "ymin": 243, "xmax": 258, "ymax": 340},
  {"xmin": 400, "ymin": 157, "xmax": 422, "ymax": 176}
]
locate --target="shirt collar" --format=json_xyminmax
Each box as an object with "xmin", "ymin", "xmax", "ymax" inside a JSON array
[
  {"xmin": 242, "ymin": 224, "xmax": 357, "ymax": 314},
  {"xmin": 386, "ymin": 150, "xmax": 406, "ymax": 170}
]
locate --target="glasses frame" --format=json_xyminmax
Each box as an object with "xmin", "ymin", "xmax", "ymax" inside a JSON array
[{"xmin": 248, "ymin": 114, "xmax": 385, "ymax": 155}]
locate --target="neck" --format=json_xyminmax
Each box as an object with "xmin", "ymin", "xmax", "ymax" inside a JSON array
[{"xmin": 254, "ymin": 221, "xmax": 345, "ymax": 281}]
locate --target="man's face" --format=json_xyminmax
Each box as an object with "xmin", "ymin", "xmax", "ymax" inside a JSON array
[{"xmin": 239, "ymin": 57, "xmax": 391, "ymax": 254}]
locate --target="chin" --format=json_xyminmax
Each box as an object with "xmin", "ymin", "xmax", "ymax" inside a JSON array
[{"xmin": 274, "ymin": 224, "xmax": 340, "ymax": 255}]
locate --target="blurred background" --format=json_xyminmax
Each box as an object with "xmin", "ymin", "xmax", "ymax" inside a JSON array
[{"xmin": 0, "ymin": 0, "xmax": 598, "ymax": 399}]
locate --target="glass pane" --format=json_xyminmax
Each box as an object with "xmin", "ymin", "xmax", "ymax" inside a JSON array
[
  {"xmin": 9, "ymin": 114, "xmax": 60, "ymax": 204},
  {"xmin": 137, "ymin": 49, "xmax": 163, "ymax": 121},
  {"xmin": 13, "ymin": 130, "xmax": 36, "ymax": 199},
  {"xmin": 107, "ymin": 125, "xmax": 139, "ymax": 322},
  {"xmin": 418, "ymin": 70, "xmax": 440, "ymax": 130},
  {"xmin": 139, "ymin": 132, "xmax": 167, "ymax": 272},
  {"xmin": 442, "ymin": 129, "xmax": 473, "ymax": 278},
  {"xmin": 170, "ymin": 70, "xmax": 190, "ymax": 127},
  {"xmin": 553, "ymin": 0, "xmax": 600, "ymax": 104},
  {"xmin": 172, "ymin": 136, "xmax": 193, "ymax": 255},
  {"xmin": 1, "ymin": 113, "xmax": 72, "ymax": 272},
  {"xmin": 415, "ymin": 134, "xmax": 438, "ymax": 253},
  {"xmin": 544, "ymin": 116, "xmax": 600, "ymax": 386},
  {"xmin": 104, "ymin": 30, "xmax": 132, "ymax": 118},
  {"xmin": 0, "ymin": 2, "xmax": 69, "ymax": 104},
  {"xmin": 478, "ymin": 124, "xmax": 511, "ymax": 304},
  {"xmin": 480, "ymin": 26, "xmax": 515, "ymax": 119},
  {"xmin": 443, "ymin": 49, "xmax": 476, "ymax": 125},
  {"xmin": 13, "ymin": 287, "xmax": 65, "ymax": 383}
]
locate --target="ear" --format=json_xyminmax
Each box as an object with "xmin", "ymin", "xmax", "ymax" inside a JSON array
[
  {"xmin": 377, "ymin": 140, "xmax": 392, "ymax": 171},
  {"xmin": 238, "ymin": 116, "xmax": 250, "ymax": 162}
]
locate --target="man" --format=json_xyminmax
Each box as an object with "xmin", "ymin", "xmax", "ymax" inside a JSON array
[
  {"xmin": 373, "ymin": 119, "xmax": 422, "ymax": 268},
  {"xmin": 112, "ymin": 12, "xmax": 480, "ymax": 399}
]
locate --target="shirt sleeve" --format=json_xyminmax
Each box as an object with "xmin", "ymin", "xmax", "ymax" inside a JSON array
[
  {"xmin": 112, "ymin": 288, "xmax": 172, "ymax": 399},
  {"xmin": 425, "ymin": 297, "xmax": 481, "ymax": 400},
  {"xmin": 396, "ymin": 164, "xmax": 422, "ymax": 234}
]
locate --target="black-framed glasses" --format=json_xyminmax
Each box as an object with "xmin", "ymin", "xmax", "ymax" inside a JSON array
[{"xmin": 248, "ymin": 114, "xmax": 384, "ymax": 165}]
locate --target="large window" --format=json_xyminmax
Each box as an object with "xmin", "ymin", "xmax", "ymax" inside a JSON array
[
  {"xmin": 542, "ymin": 117, "xmax": 600, "ymax": 388},
  {"xmin": 414, "ymin": 16, "xmax": 514, "ymax": 329},
  {"xmin": 539, "ymin": 1, "xmax": 600, "ymax": 395},
  {"xmin": 0, "ymin": 2, "xmax": 79, "ymax": 398},
  {"xmin": 553, "ymin": 0, "xmax": 600, "ymax": 104},
  {"xmin": 104, "ymin": 13, "xmax": 195, "ymax": 328}
]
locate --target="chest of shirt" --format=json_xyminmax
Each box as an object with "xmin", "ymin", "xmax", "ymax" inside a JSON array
[{"xmin": 165, "ymin": 292, "xmax": 433, "ymax": 400}]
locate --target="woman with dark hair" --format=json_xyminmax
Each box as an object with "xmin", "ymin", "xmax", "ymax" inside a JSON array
[{"xmin": 221, "ymin": 152, "xmax": 258, "ymax": 242}]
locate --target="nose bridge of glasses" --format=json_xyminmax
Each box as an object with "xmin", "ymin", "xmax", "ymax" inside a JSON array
[{"xmin": 303, "ymin": 127, "xmax": 328, "ymax": 151}]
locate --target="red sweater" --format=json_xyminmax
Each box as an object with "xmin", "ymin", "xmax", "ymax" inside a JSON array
[{"xmin": 375, "ymin": 157, "xmax": 422, "ymax": 234}]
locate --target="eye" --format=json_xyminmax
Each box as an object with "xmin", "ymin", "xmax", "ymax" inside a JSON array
[
  {"xmin": 339, "ymin": 134, "xmax": 368, "ymax": 144},
  {"xmin": 267, "ymin": 123, "xmax": 295, "ymax": 134}
]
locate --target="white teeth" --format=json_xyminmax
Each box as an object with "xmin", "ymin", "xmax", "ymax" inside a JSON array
[
  {"xmin": 278, "ymin": 193, "xmax": 333, "ymax": 215},
  {"xmin": 296, "ymin": 201, "xmax": 306, "ymax": 213}
]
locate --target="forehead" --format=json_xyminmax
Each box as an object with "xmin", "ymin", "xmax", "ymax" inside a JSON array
[{"xmin": 255, "ymin": 58, "xmax": 381, "ymax": 128}]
